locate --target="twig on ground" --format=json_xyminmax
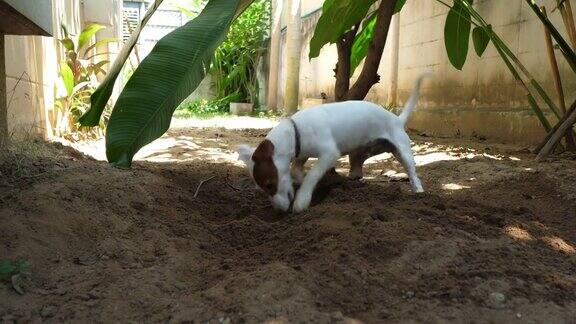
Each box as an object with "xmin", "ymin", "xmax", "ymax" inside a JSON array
[
  {"xmin": 225, "ymin": 171, "xmax": 241, "ymax": 191},
  {"xmin": 537, "ymin": 105, "xmax": 576, "ymax": 160},
  {"xmin": 21, "ymin": 171, "xmax": 48, "ymax": 179},
  {"xmin": 536, "ymin": 99, "xmax": 576, "ymax": 158},
  {"xmin": 194, "ymin": 175, "xmax": 215, "ymax": 198},
  {"xmin": 227, "ymin": 183, "xmax": 241, "ymax": 191}
]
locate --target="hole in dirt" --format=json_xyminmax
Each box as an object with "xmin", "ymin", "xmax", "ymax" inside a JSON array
[
  {"xmin": 311, "ymin": 172, "xmax": 350, "ymax": 205},
  {"xmin": 250, "ymin": 172, "xmax": 353, "ymax": 222},
  {"xmin": 257, "ymin": 208, "xmax": 292, "ymax": 223}
]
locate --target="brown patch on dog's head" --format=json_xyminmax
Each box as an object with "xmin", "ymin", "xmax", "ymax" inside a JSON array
[{"xmin": 252, "ymin": 139, "xmax": 278, "ymax": 195}]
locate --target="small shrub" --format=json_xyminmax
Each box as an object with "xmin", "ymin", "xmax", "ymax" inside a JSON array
[
  {"xmin": 210, "ymin": 0, "xmax": 270, "ymax": 107},
  {"xmin": 54, "ymin": 23, "xmax": 117, "ymax": 141},
  {"xmin": 178, "ymin": 0, "xmax": 270, "ymax": 108}
]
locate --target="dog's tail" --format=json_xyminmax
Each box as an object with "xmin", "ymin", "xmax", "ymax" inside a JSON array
[{"xmin": 398, "ymin": 72, "xmax": 431, "ymax": 126}]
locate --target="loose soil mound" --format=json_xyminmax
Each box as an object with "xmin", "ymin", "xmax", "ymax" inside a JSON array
[{"xmin": 1, "ymin": 129, "xmax": 575, "ymax": 323}]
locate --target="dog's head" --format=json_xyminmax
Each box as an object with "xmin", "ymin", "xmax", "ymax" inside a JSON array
[{"xmin": 237, "ymin": 140, "xmax": 294, "ymax": 211}]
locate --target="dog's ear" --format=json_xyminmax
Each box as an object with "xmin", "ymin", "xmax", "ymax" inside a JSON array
[
  {"xmin": 253, "ymin": 139, "xmax": 274, "ymax": 160},
  {"xmin": 237, "ymin": 144, "xmax": 255, "ymax": 164}
]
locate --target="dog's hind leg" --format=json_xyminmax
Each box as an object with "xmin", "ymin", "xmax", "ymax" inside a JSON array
[
  {"xmin": 349, "ymin": 138, "xmax": 396, "ymax": 180},
  {"xmin": 392, "ymin": 132, "xmax": 424, "ymax": 193},
  {"xmin": 348, "ymin": 149, "xmax": 369, "ymax": 180}
]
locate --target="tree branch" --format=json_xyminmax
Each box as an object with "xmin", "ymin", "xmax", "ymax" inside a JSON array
[{"xmin": 346, "ymin": 0, "xmax": 398, "ymax": 100}]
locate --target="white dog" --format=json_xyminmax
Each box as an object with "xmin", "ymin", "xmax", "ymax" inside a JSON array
[{"xmin": 238, "ymin": 74, "xmax": 428, "ymax": 213}]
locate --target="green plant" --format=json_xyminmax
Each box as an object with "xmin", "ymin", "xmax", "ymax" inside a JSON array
[
  {"xmin": 310, "ymin": 0, "xmax": 572, "ymax": 136},
  {"xmin": 54, "ymin": 80, "xmax": 110, "ymax": 140},
  {"xmin": 0, "ymin": 259, "xmax": 30, "ymax": 281},
  {"xmin": 172, "ymin": 0, "xmax": 205, "ymax": 18},
  {"xmin": 55, "ymin": 23, "xmax": 117, "ymax": 140},
  {"xmin": 439, "ymin": 0, "xmax": 576, "ymax": 134},
  {"xmin": 80, "ymin": 0, "xmax": 165, "ymax": 126},
  {"xmin": 75, "ymin": 0, "xmax": 576, "ymax": 167},
  {"xmin": 209, "ymin": 0, "xmax": 270, "ymax": 109},
  {"xmin": 79, "ymin": 0, "xmax": 253, "ymax": 167},
  {"xmin": 309, "ymin": 0, "xmax": 407, "ymax": 101},
  {"xmin": 528, "ymin": 0, "xmax": 576, "ymax": 157},
  {"xmin": 310, "ymin": 0, "xmax": 406, "ymax": 75}
]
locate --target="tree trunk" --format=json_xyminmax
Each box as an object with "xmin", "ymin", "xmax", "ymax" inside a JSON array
[
  {"xmin": 0, "ymin": 33, "xmax": 7, "ymax": 146},
  {"xmin": 284, "ymin": 0, "xmax": 301, "ymax": 115},
  {"xmin": 266, "ymin": 0, "xmax": 282, "ymax": 111},
  {"xmin": 334, "ymin": 25, "xmax": 359, "ymax": 101},
  {"xmin": 345, "ymin": 0, "xmax": 398, "ymax": 100}
]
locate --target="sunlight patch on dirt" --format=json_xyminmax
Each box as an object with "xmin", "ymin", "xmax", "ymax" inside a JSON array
[
  {"xmin": 64, "ymin": 135, "xmax": 244, "ymax": 166},
  {"xmin": 170, "ymin": 116, "xmax": 278, "ymax": 129},
  {"xmin": 135, "ymin": 136, "xmax": 242, "ymax": 166},
  {"xmin": 65, "ymin": 117, "xmax": 522, "ymax": 171},
  {"xmin": 415, "ymin": 152, "xmax": 461, "ymax": 166},
  {"xmin": 441, "ymin": 183, "xmax": 472, "ymax": 190},
  {"xmin": 542, "ymin": 236, "xmax": 576, "ymax": 254},
  {"xmin": 504, "ymin": 226, "xmax": 535, "ymax": 241},
  {"xmin": 364, "ymin": 153, "xmax": 393, "ymax": 165},
  {"xmin": 61, "ymin": 117, "xmax": 269, "ymax": 165}
]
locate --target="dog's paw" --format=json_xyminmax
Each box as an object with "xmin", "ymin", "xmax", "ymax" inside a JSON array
[
  {"xmin": 348, "ymin": 173, "xmax": 363, "ymax": 181},
  {"xmin": 412, "ymin": 182, "xmax": 424, "ymax": 194},
  {"xmin": 348, "ymin": 165, "xmax": 364, "ymax": 180},
  {"xmin": 292, "ymin": 200, "xmax": 309, "ymax": 213},
  {"xmin": 292, "ymin": 192, "xmax": 312, "ymax": 213}
]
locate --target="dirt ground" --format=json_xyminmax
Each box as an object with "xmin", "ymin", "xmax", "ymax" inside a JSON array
[{"xmin": 1, "ymin": 123, "xmax": 576, "ymax": 323}]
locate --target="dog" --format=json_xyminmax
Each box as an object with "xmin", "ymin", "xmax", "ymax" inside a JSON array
[{"xmin": 237, "ymin": 74, "xmax": 429, "ymax": 213}]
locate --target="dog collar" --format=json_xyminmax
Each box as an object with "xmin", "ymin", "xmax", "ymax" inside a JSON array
[{"xmin": 288, "ymin": 118, "xmax": 301, "ymax": 158}]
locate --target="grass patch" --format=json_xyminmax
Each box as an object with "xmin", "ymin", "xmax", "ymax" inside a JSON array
[
  {"xmin": 174, "ymin": 98, "xmax": 282, "ymax": 120},
  {"xmin": 0, "ymin": 259, "xmax": 30, "ymax": 281},
  {"xmin": 173, "ymin": 109, "xmax": 230, "ymax": 119},
  {"xmin": 252, "ymin": 109, "xmax": 282, "ymax": 119},
  {"xmin": 174, "ymin": 98, "xmax": 231, "ymax": 119}
]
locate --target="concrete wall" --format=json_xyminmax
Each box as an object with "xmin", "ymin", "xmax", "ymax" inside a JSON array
[
  {"xmin": 276, "ymin": 0, "xmax": 576, "ymax": 144},
  {"xmin": 5, "ymin": 0, "xmax": 122, "ymax": 139},
  {"xmin": 5, "ymin": 35, "xmax": 57, "ymax": 138},
  {"xmin": 4, "ymin": 0, "xmax": 81, "ymax": 138}
]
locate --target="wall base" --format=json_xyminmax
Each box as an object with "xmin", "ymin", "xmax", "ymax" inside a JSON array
[{"xmin": 395, "ymin": 107, "xmax": 552, "ymax": 145}]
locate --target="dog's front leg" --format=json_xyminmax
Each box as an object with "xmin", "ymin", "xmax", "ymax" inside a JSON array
[{"xmin": 293, "ymin": 152, "xmax": 340, "ymax": 213}]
